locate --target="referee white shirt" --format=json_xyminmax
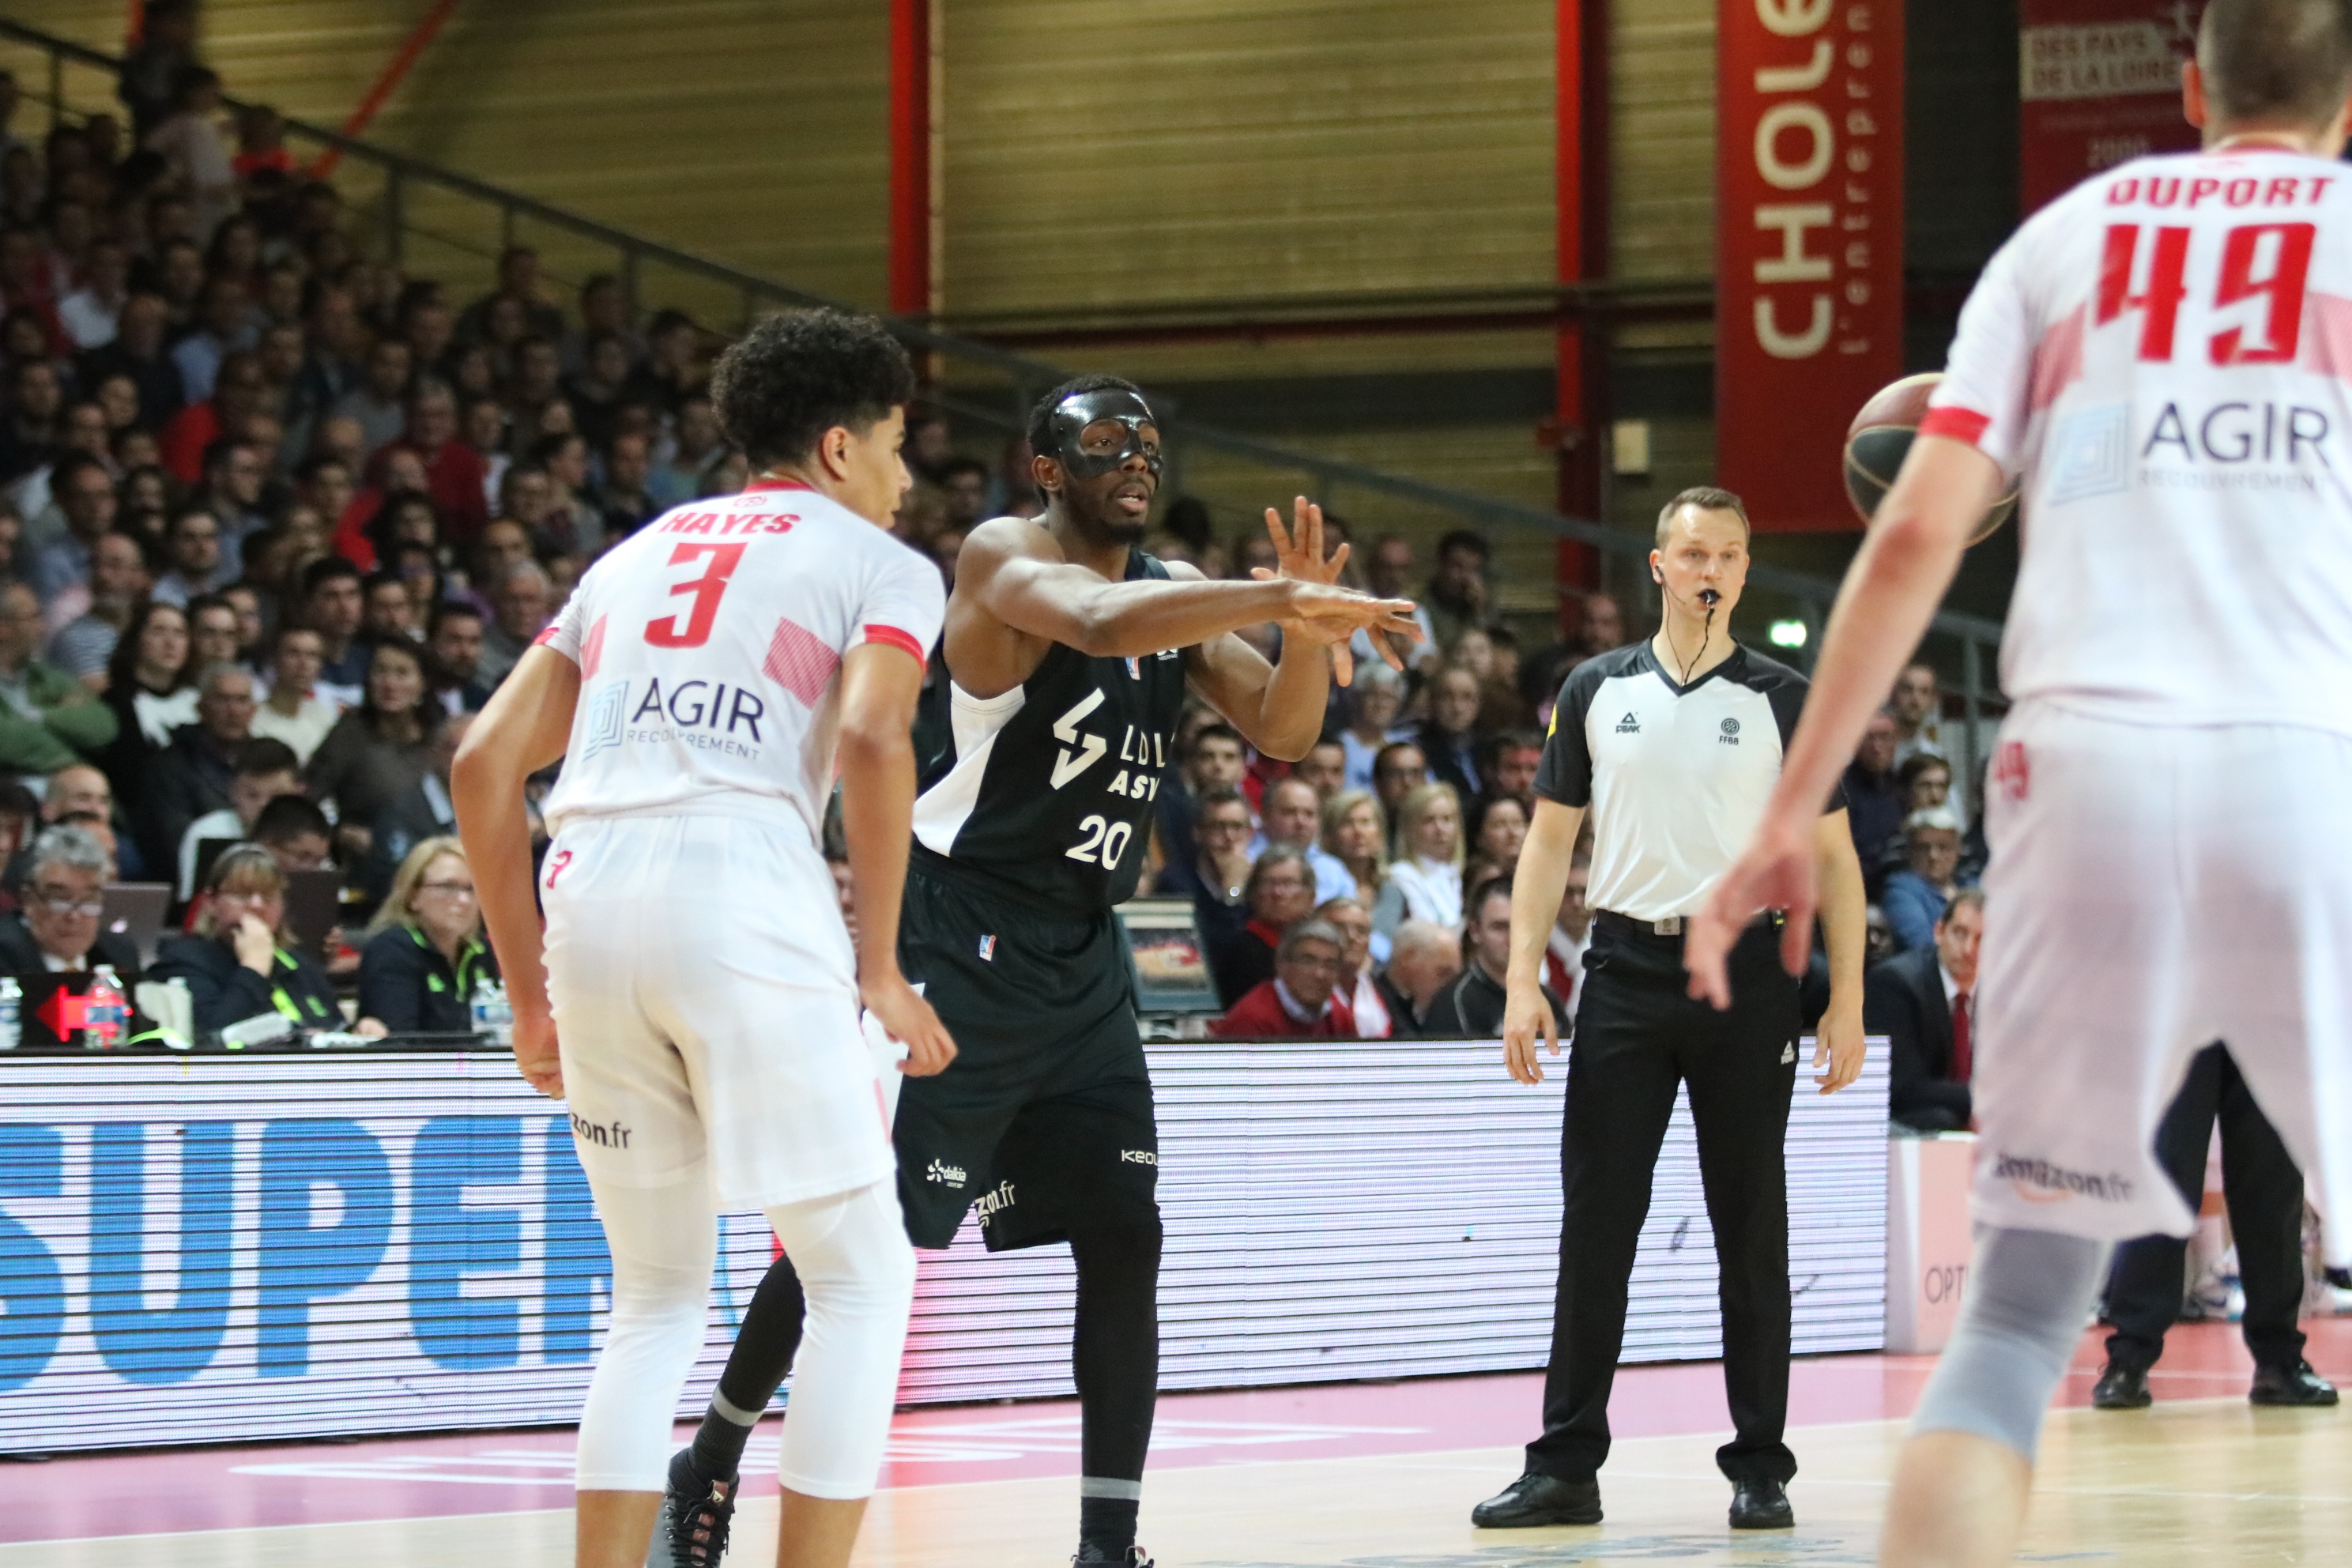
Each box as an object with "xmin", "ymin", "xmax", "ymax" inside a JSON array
[{"xmin": 1534, "ymin": 642, "xmax": 1840, "ymax": 923}]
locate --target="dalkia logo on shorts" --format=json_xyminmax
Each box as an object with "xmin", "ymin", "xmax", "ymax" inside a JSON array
[
  {"xmin": 925, "ymin": 1158, "xmax": 967, "ymax": 1188},
  {"xmin": 1992, "ymin": 1152, "xmax": 2133, "ymax": 1204},
  {"xmin": 1120, "ymin": 1149, "xmax": 1157, "ymax": 1165},
  {"xmin": 974, "ymin": 1179, "xmax": 1016, "ymax": 1224}
]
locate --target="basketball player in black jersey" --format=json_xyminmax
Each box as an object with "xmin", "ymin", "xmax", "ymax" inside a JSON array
[{"xmin": 654, "ymin": 374, "xmax": 1419, "ymax": 1568}]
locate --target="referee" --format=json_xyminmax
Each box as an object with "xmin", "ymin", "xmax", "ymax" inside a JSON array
[{"xmin": 1472, "ymin": 487, "xmax": 1868, "ymax": 1533}]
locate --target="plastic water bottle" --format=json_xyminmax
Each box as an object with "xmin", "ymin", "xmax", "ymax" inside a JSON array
[
  {"xmin": 0, "ymin": 975, "xmax": 20, "ymax": 1051},
  {"xmin": 85, "ymin": 966, "xmax": 129, "ymax": 1050},
  {"xmin": 471, "ymin": 976, "xmax": 514, "ymax": 1046}
]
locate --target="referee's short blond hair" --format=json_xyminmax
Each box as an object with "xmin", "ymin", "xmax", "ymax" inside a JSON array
[{"xmin": 1655, "ymin": 485, "xmax": 1751, "ymax": 548}]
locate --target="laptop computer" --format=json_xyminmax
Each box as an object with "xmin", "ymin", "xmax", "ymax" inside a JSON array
[
  {"xmin": 100, "ymin": 883, "xmax": 172, "ymax": 969},
  {"xmin": 1116, "ymin": 898, "xmax": 1221, "ymax": 1018},
  {"xmin": 281, "ymin": 868, "xmax": 344, "ymax": 960}
]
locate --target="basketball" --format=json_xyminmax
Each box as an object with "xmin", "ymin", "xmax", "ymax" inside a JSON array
[{"xmin": 1844, "ymin": 371, "xmax": 2018, "ymax": 543}]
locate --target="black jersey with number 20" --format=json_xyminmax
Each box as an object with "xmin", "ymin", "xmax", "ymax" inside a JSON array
[{"xmin": 910, "ymin": 547, "xmax": 1189, "ymax": 917}]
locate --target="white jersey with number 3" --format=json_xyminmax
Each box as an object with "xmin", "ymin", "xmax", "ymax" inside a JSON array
[
  {"xmin": 537, "ymin": 478, "xmax": 945, "ymax": 839},
  {"xmin": 1929, "ymin": 147, "xmax": 2352, "ymax": 733}
]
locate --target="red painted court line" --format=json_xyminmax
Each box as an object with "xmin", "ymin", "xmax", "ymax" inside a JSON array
[{"xmin": 2, "ymin": 1321, "xmax": 2343, "ymax": 1545}]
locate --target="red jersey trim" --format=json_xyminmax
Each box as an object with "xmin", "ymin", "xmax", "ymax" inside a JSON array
[
  {"xmin": 1919, "ymin": 406, "xmax": 1992, "ymax": 447},
  {"xmin": 533, "ymin": 626, "xmax": 562, "ymax": 646},
  {"xmin": 863, "ymin": 624, "xmax": 928, "ymax": 663},
  {"xmin": 744, "ymin": 476, "xmax": 816, "ymax": 494}
]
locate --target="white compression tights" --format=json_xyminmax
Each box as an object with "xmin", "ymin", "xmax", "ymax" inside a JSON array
[{"xmin": 573, "ymin": 1174, "xmax": 916, "ymax": 1499}]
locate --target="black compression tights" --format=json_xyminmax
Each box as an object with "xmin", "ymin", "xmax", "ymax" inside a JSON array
[{"xmin": 685, "ymin": 1219, "xmax": 1163, "ymax": 1555}]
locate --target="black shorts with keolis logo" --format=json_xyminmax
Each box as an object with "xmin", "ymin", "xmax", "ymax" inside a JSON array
[{"xmin": 891, "ymin": 850, "xmax": 1161, "ymax": 1251}]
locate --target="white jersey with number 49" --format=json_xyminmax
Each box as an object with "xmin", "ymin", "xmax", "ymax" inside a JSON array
[
  {"xmin": 1929, "ymin": 147, "xmax": 2352, "ymax": 734},
  {"xmin": 537, "ymin": 478, "xmax": 945, "ymax": 842}
]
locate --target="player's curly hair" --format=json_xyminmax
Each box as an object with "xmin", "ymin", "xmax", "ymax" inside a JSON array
[{"xmin": 710, "ymin": 308, "xmax": 916, "ymax": 472}]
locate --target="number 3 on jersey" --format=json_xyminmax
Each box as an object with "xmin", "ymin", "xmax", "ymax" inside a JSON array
[
  {"xmin": 2098, "ymin": 220, "xmax": 2314, "ymax": 364},
  {"xmin": 645, "ymin": 542, "xmax": 748, "ymax": 648}
]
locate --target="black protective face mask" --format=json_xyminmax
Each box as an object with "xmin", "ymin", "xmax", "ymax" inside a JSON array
[{"xmin": 1046, "ymin": 389, "xmax": 1163, "ymax": 482}]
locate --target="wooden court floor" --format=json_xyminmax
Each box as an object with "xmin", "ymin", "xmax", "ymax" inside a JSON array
[{"xmin": 6, "ymin": 1325, "xmax": 2348, "ymax": 1567}]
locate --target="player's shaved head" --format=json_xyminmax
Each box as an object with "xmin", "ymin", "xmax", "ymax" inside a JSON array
[{"xmin": 2199, "ymin": 0, "xmax": 2352, "ymax": 130}]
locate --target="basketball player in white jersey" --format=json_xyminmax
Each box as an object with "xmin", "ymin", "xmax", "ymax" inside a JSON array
[
  {"xmin": 1687, "ymin": 3, "xmax": 2352, "ymax": 1562},
  {"xmin": 454, "ymin": 308, "xmax": 954, "ymax": 1568}
]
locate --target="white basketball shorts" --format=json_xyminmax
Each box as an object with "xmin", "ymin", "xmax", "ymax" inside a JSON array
[
  {"xmin": 1973, "ymin": 700, "xmax": 2352, "ymax": 1262},
  {"xmin": 543, "ymin": 812, "xmax": 895, "ymax": 1209}
]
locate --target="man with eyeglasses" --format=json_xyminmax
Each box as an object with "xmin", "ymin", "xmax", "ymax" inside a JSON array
[
  {"xmin": 1209, "ymin": 918, "xmax": 1355, "ymax": 1038},
  {"xmin": 0, "ymin": 824, "xmax": 141, "ymax": 981}
]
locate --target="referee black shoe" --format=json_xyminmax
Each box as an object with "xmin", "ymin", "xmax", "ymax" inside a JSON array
[
  {"xmin": 2251, "ymin": 1360, "xmax": 2339, "ymax": 1407},
  {"xmin": 1072, "ymin": 1549, "xmax": 1153, "ymax": 1568},
  {"xmin": 1469, "ymin": 1472, "xmax": 1602, "ymax": 1527},
  {"xmin": 648, "ymin": 1449, "xmax": 737, "ymax": 1568},
  {"xmin": 2090, "ymin": 1361, "xmax": 2152, "ymax": 1410},
  {"xmin": 1728, "ymin": 1477, "xmax": 1794, "ymax": 1530}
]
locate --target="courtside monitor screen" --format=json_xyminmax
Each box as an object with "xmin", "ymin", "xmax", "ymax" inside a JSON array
[{"xmin": 1119, "ymin": 899, "xmax": 1218, "ymax": 1016}]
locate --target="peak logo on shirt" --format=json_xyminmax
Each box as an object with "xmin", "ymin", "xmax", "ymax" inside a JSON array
[{"xmin": 1615, "ymin": 711, "xmax": 1641, "ymax": 734}]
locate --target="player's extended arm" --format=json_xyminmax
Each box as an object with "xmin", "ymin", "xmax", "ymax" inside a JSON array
[
  {"xmin": 835, "ymin": 642, "xmax": 957, "ymax": 1076},
  {"xmin": 1502, "ymin": 797, "xmax": 1586, "ymax": 1085},
  {"xmin": 962, "ymin": 518, "xmax": 1420, "ymax": 663},
  {"xmin": 1684, "ymin": 434, "xmax": 2004, "ymax": 1006},
  {"xmin": 1174, "ymin": 559, "xmax": 1334, "ymax": 760},
  {"xmin": 451, "ymin": 643, "xmax": 579, "ymax": 1098},
  {"xmin": 1809, "ymin": 808, "xmax": 1868, "ymax": 1094}
]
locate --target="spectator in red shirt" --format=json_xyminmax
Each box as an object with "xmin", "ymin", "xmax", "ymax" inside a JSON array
[
  {"xmin": 1212, "ymin": 918, "xmax": 1357, "ymax": 1038},
  {"xmin": 368, "ymin": 381, "xmax": 486, "ymax": 546}
]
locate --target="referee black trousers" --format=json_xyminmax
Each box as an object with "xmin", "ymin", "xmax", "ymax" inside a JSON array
[
  {"xmin": 1525, "ymin": 915, "xmax": 1801, "ymax": 1487},
  {"xmin": 2104, "ymin": 1042, "xmax": 2309, "ymax": 1374}
]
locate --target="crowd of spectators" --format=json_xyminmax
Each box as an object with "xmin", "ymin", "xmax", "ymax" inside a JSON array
[
  {"xmin": 0, "ymin": 12, "xmax": 2000, "ymax": 1065},
  {"xmin": 0, "ymin": 10, "xmax": 840, "ymax": 1038}
]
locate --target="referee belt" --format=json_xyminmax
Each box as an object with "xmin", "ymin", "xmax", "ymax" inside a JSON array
[{"xmin": 1595, "ymin": 908, "xmax": 1783, "ymax": 944}]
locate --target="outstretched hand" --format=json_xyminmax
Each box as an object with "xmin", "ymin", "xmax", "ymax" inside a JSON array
[{"xmin": 1253, "ymin": 496, "xmax": 1421, "ymax": 681}]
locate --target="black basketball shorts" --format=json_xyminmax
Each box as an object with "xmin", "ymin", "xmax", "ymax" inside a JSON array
[{"xmin": 891, "ymin": 865, "xmax": 1161, "ymax": 1251}]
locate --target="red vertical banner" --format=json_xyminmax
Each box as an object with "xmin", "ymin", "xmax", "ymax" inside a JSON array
[
  {"xmin": 888, "ymin": 0, "xmax": 933, "ymax": 318},
  {"xmin": 1716, "ymin": 0, "xmax": 1905, "ymax": 532},
  {"xmin": 2019, "ymin": 1, "xmax": 2203, "ymax": 217}
]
